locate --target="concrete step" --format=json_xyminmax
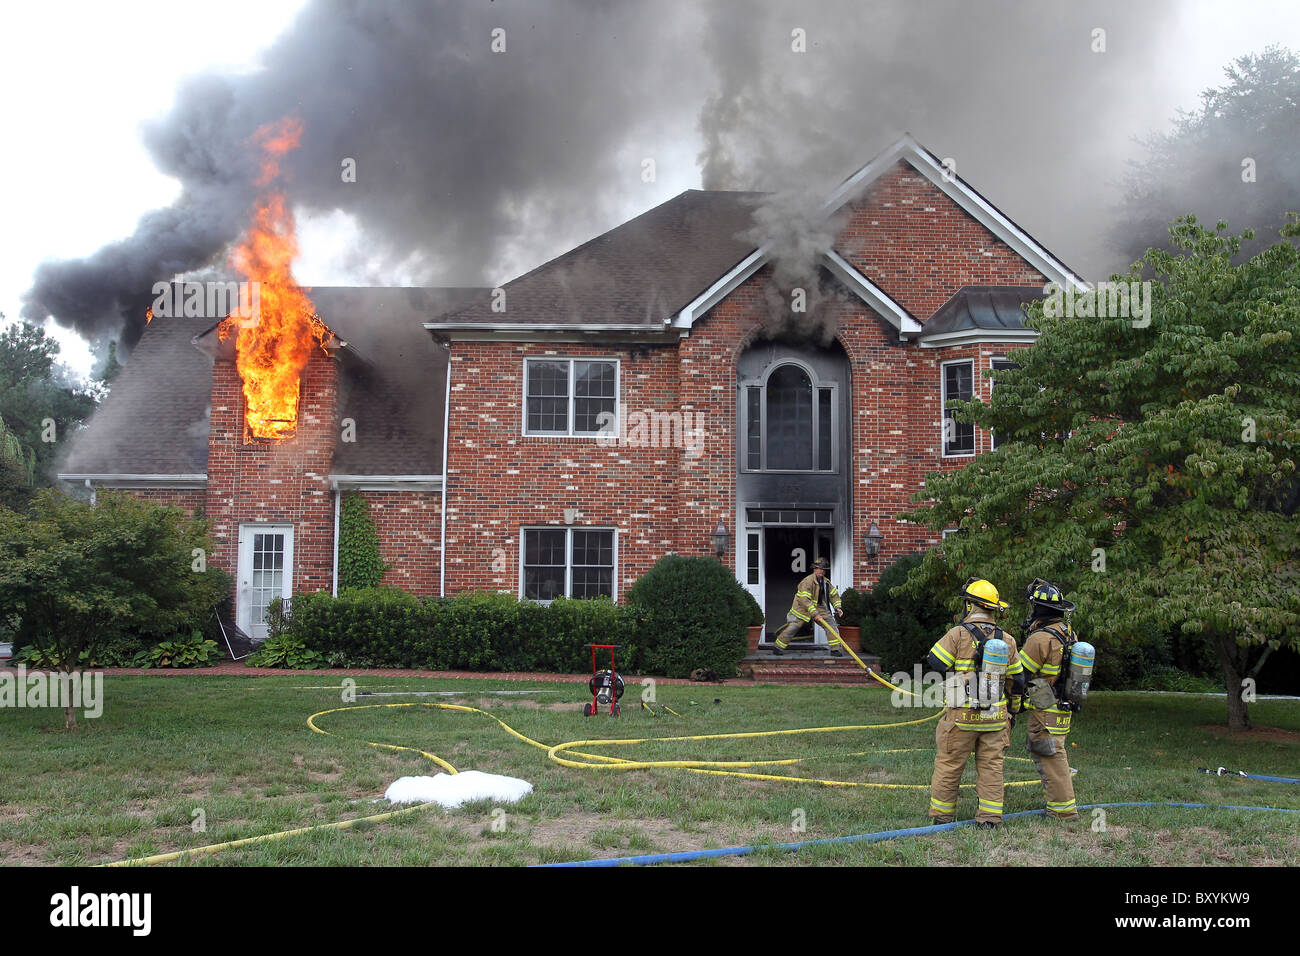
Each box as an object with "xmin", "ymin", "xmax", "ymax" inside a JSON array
[{"xmin": 741, "ymin": 650, "xmax": 885, "ymax": 686}]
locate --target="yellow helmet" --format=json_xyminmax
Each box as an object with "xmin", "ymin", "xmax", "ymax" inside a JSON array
[{"xmin": 961, "ymin": 577, "xmax": 1010, "ymax": 610}]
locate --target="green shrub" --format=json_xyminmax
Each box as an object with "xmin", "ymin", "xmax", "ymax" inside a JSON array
[
  {"xmin": 859, "ymin": 553, "xmax": 953, "ymax": 675},
  {"xmin": 740, "ymin": 588, "xmax": 765, "ymax": 627},
  {"xmin": 275, "ymin": 586, "xmax": 643, "ymax": 673},
  {"xmin": 839, "ymin": 588, "xmax": 866, "ymax": 629},
  {"xmin": 1135, "ymin": 666, "xmax": 1222, "ymax": 694},
  {"xmin": 625, "ymin": 556, "xmax": 748, "ymax": 679},
  {"xmin": 133, "ymin": 632, "xmax": 222, "ymax": 669},
  {"xmin": 0, "ymin": 490, "xmax": 229, "ymax": 682},
  {"xmin": 247, "ymin": 632, "xmax": 327, "ymax": 670}
]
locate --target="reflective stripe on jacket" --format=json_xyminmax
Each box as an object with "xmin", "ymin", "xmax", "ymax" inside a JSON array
[
  {"xmin": 927, "ymin": 611, "xmax": 1022, "ymax": 732},
  {"xmin": 789, "ymin": 573, "xmax": 841, "ymax": 622}
]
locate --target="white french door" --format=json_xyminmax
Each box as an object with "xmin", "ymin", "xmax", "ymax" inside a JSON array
[{"xmin": 237, "ymin": 524, "xmax": 294, "ymax": 640}]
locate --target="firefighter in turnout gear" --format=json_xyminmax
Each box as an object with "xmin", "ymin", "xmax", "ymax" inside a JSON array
[
  {"xmin": 1017, "ymin": 579, "xmax": 1087, "ymax": 821},
  {"xmin": 772, "ymin": 557, "xmax": 845, "ymax": 656},
  {"xmin": 925, "ymin": 578, "xmax": 1025, "ymax": 828}
]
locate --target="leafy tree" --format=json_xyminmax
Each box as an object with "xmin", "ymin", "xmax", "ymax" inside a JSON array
[
  {"xmin": 1115, "ymin": 46, "xmax": 1300, "ymax": 265},
  {"xmin": 856, "ymin": 553, "xmax": 953, "ymax": 675},
  {"xmin": 0, "ymin": 412, "xmax": 37, "ymax": 510},
  {"xmin": 0, "ymin": 490, "xmax": 229, "ymax": 729},
  {"xmin": 0, "ymin": 317, "xmax": 96, "ymax": 497},
  {"xmin": 900, "ymin": 217, "xmax": 1300, "ymax": 731}
]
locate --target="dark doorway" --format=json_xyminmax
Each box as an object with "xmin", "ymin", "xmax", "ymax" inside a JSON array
[{"xmin": 762, "ymin": 525, "xmax": 834, "ymax": 640}]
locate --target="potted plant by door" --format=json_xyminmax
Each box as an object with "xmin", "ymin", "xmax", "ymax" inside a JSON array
[
  {"xmin": 743, "ymin": 590, "xmax": 766, "ymax": 653},
  {"xmin": 837, "ymin": 588, "xmax": 864, "ymax": 652}
]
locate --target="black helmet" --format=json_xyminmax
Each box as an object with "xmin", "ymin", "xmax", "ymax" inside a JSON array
[
  {"xmin": 812, "ymin": 557, "xmax": 830, "ymax": 570},
  {"xmin": 1025, "ymin": 578, "xmax": 1075, "ymax": 614}
]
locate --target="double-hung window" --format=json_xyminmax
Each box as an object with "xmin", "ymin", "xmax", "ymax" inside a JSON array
[
  {"xmin": 522, "ymin": 527, "xmax": 616, "ymax": 601},
  {"xmin": 941, "ymin": 360, "xmax": 975, "ymax": 457},
  {"xmin": 524, "ymin": 358, "xmax": 618, "ymax": 436}
]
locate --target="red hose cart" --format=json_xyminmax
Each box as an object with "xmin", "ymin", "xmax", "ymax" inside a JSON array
[{"xmin": 583, "ymin": 643, "xmax": 625, "ymax": 717}]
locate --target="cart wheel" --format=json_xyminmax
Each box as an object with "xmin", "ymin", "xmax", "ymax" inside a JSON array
[
  {"xmin": 613, "ymin": 704, "xmax": 621, "ymax": 717},
  {"xmin": 583, "ymin": 703, "xmax": 592, "ymax": 717}
]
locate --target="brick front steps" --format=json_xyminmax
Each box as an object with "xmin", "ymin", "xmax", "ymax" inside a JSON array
[{"xmin": 741, "ymin": 649, "xmax": 886, "ymax": 685}]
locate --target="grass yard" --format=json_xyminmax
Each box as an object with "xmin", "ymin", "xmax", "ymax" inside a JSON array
[{"xmin": 2, "ymin": 675, "xmax": 1298, "ymax": 866}]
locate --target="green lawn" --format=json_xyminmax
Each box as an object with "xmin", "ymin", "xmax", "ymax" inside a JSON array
[{"xmin": 2, "ymin": 675, "xmax": 1297, "ymax": 866}]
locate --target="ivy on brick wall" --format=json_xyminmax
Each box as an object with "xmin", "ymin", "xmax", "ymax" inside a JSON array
[{"xmin": 338, "ymin": 492, "xmax": 389, "ymax": 591}]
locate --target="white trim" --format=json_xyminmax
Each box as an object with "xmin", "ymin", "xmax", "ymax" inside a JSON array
[
  {"xmin": 521, "ymin": 356, "xmax": 620, "ymax": 438},
  {"xmin": 426, "ymin": 322, "xmax": 660, "ymax": 332},
  {"xmin": 739, "ymin": 360, "xmax": 839, "ymax": 474},
  {"xmin": 918, "ymin": 329, "xmax": 1038, "ymax": 349},
  {"xmin": 824, "ymin": 134, "xmax": 1087, "ymax": 292},
  {"xmin": 821, "ymin": 250, "xmax": 922, "ymax": 335},
  {"xmin": 237, "ymin": 522, "xmax": 294, "ymax": 640},
  {"xmin": 331, "ymin": 489, "xmax": 340, "ymax": 597},
  {"xmin": 328, "ymin": 475, "xmax": 444, "ymax": 491},
  {"xmin": 670, "ymin": 248, "xmax": 766, "ymax": 329},
  {"xmin": 441, "ymin": 345, "xmax": 453, "ymax": 598},
  {"xmin": 59, "ymin": 473, "xmax": 207, "ymax": 488},
  {"xmin": 940, "ymin": 358, "xmax": 977, "ymax": 459},
  {"xmin": 426, "ymin": 329, "xmax": 681, "ymax": 344}
]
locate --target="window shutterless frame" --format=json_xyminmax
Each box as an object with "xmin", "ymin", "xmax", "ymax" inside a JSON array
[
  {"xmin": 739, "ymin": 360, "xmax": 838, "ymax": 473},
  {"xmin": 989, "ymin": 356, "xmax": 1018, "ymax": 450},
  {"xmin": 940, "ymin": 358, "xmax": 976, "ymax": 458},
  {"xmin": 522, "ymin": 357, "xmax": 620, "ymax": 437},
  {"xmin": 518, "ymin": 526, "xmax": 618, "ymax": 602}
]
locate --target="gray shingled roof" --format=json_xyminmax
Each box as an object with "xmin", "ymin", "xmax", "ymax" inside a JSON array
[
  {"xmin": 438, "ymin": 189, "xmax": 765, "ymax": 327},
  {"xmin": 61, "ymin": 287, "xmax": 484, "ymax": 480},
  {"xmin": 312, "ymin": 287, "xmax": 483, "ymax": 475},
  {"xmin": 922, "ymin": 286, "xmax": 1048, "ymax": 335},
  {"xmin": 59, "ymin": 316, "xmax": 212, "ymax": 476}
]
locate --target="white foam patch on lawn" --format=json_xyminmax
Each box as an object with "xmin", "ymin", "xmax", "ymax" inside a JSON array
[{"xmin": 384, "ymin": 770, "xmax": 533, "ymax": 808}]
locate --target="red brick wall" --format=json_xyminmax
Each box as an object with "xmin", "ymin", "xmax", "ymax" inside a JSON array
[
  {"xmin": 203, "ymin": 349, "xmax": 338, "ymax": 606},
  {"xmin": 115, "ymin": 488, "xmax": 205, "ymax": 516},
  {"xmin": 836, "ymin": 160, "xmax": 1047, "ymax": 318},
  {"xmin": 361, "ymin": 490, "xmax": 442, "ymax": 596},
  {"xmin": 443, "ymin": 162, "xmax": 1053, "ymax": 599},
  {"xmin": 443, "ymin": 342, "xmax": 686, "ymax": 596}
]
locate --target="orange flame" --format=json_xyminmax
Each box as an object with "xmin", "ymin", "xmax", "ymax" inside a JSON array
[{"xmin": 220, "ymin": 117, "xmax": 328, "ymax": 442}]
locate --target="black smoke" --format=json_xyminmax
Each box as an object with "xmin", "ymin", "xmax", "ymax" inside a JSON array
[{"xmin": 25, "ymin": 0, "xmax": 1287, "ymax": 354}]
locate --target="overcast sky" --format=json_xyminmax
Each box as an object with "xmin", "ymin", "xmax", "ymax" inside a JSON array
[{"xmin": 3, "ymin": 0, "xmax": 1299, "ymax": 379}]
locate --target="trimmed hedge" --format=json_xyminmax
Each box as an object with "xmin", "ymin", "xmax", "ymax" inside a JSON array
[
  {"xmin": 625, "ymin": 555, "xmax": 749, "ymax": 679},
  {"xmin": 272, "ymin": 588, "xmax": 641, "ymax": 672}
]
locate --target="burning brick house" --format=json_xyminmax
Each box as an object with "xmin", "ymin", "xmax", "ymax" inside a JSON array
[{"xmin": 59, "ymin": 135, "xmax": 1083, "ymax": 641}]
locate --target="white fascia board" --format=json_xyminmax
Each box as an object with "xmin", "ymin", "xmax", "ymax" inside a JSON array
[
  {"xmin": 423, "ymin": 323, "xmax": 679, "ymax": 343},
  {"xmin": 821, "ymin": 250, "xmax": 922, "ymax": 335},
  {"xmin": 329, "ymin": 475, "xmax": 444, "ymax": 492},
  {"xmin": 424, "ymin": 323, "xmax": 658, "ymax": 333},
  {"xmin": 824, "ymin": 134, "xmax": 1088, "ymax": 293},
  {"xmin": 670, "ymin": 248, "xmax": 766, "ymax": 329},
  {"xmin": 59, "ymin": 473, "xmax": 207, "ymax": 488},
  {"xmin": 917, "ymin": 329, "xmax": 1039, "ymax": 348}
]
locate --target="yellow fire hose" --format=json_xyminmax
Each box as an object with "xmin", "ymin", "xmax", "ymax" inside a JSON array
[{"xmin": 102, "ymin": 693, "xmax": 1038, "ymax": 866}]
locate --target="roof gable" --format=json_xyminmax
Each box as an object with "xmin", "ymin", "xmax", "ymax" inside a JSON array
[{"xmin": 825, "ymin": 134, "xmax": 1085, "ymax": 292}]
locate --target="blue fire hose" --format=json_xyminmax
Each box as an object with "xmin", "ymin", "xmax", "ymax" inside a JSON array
[{"xmin": 535, "ymin": 802, "xmax": 1300, "ymax": 868}]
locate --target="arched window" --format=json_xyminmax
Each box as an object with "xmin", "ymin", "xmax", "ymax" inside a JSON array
[{"xmin": 744, "ymin": 362, "xmax": 835, "ymax": 472}]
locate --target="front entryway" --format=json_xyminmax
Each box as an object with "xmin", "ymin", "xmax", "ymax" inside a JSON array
[
  {"xmin": 735, "ymin": 338, "xmax": 852, "ymax": 642},
  {"xmin": 237, "ymin": 524, "xmax": 294, "ymax": 640}
]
